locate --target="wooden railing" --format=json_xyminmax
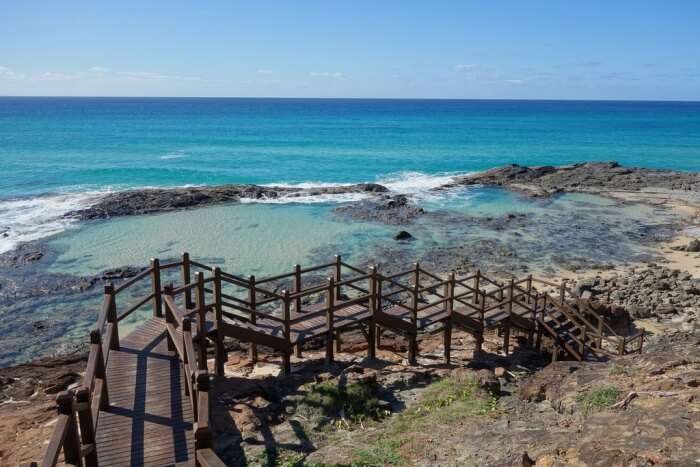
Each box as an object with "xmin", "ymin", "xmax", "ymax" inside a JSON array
[{"xmin": 36, "ymin": 253, "xmax": 645, "ymax": 467}]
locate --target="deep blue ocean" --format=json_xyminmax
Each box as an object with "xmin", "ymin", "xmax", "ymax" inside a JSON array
[{"xmin": 1, "ymin": 97, "xmax": 699, "ymax": 365}]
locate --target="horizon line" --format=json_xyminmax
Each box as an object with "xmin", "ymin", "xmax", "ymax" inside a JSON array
[{"xmin": 1, "ymin": 95, "xmax": 699, "ymax": 104}]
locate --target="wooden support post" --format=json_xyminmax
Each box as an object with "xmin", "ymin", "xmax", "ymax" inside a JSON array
[
  {"xmin": 75, "ymin": 387, "xmax": 98, "ymax": 467},
  {"xmin": 181, "ymin": 252, "xmax": 192, "ymax": 309},
  {"xmin": 248, "ymin": 275, "xmax": 258, "ymax": 363},
  {"xmin": 213, "ymin": 267, "xmax": 225, "ymax": 377},
  {"xmin": 597, "ymin": 316, "xmax": 604, "ymax": 349},
  {"xmin": 282, "ymin": 290, "xmax": 292, "ymax": 375},
  {"xmin": 104, "ymin": 284, "xmax": 119, "ymax": 351},
  {"xmin": 293, "ymin": 264, "xmax": 302, "ymax": 314},
  {"xmin": 89, "ymin": 329, "xmax": 109, "ymax": 409},
  {"xmin": 194, "ymin": 371, "xmax": 214, "ymax": 451},
  {"xmin": 473, "ymin": 269, "xmax": 481, "ymax": 304},
  {"xmin": 326, "ymin": 277, "xmax": 335, "ymax": 365},
  {"xmin": 408, "ymin": 263, "xmax": 420, "ymax": 365},
  {"xmin": 335, "ymin": 330, "xmax": 342, "ymax": 352},
  {"xmin": 618, "ymin": 338, "xmax": 625, "ymax": 356},
  {"xmin": 502, "ymin": 324, "xmax": 511, "ymax": 356},
  {"xmin": 195, "ymin": 272, "xmax": 208, "ymax": 371},
  {"xmin": 376, "ymin": 275, "xmax": 383, "ymax": 348},
  {"xmin": 579, "ymin": 326, "xmax": 586, "ymax": 356},
  {"xmin": 443, "ymin": 273, "xmax": 455, "ymax": 364},
  {"xmin": 503, "ymin": 279, "xmax": 513, "ymax": 355},
  {"xmin": 57, "ymin": 391, "xmax": 82, "ymax": 467},
  {"xmin": 526, "ymin": 274, "xmax": 533, "ymax": 304},
  {"xmin": 151, "ymin": 258, "xmax": 162, "ymax": 317},
  {"xmin": 183, "ymin": 317, "xmax": 191, "ymax": 398},
  {"xmin": 334, "ymin": 255, "xmax": 342, "ymax": 300},
  {"xmin": 164, "ymin": 284, "xmax": 176, "ymax": 352},
  {"xmin": 367, "ymin": 266, "xmax": 377, "ymax": 360},
  {"xmin": 559, "ymin": 281, "xmax": 566, "ymax": 306}
]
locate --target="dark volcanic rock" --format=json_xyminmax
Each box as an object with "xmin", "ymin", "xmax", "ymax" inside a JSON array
[
  {"xmin": 442, "ymin": 161, "xmax": 700, "ymax": 197},
  {"xmin": 333, "ymin": 195, "xmax": 425, "ymax": 225},
  {"xmin": 672, "ymin": 238, "xmax": 700, "ymax": 252},
  {"xmin": 393, "ymin": 230, "xmax": 414, "ymax": 241},
  {"xmin": 67, "ymin": 183, "xmax": 389, "ymax": 220}
]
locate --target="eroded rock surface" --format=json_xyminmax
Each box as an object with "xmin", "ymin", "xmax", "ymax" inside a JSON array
[{"xmin": 442, "ymin": 161, "xmax": 700, "ymax": 197}]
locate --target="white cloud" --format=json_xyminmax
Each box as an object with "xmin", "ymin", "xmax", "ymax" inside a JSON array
[
  {"xmin": 504, "ymin": 79, "xmax": 523, "ymax": 84},
  {"xmin": 38, "ymin": 72, "xmax": 74, "ymax": 81},
  {"xmin": 455, "ymin": 64, "xmax": 476, "ymax": 71},
  {"xmin": 88, "ymin": 66, "xmax": 109, "ymax": 73},
  {"xmin": 0, "ymin": 66, "xmax": 25, "ymax": 80},
  {"xmin": 309, "ymin": 71, "xmax": 345, "ymax": 79},
  {"xmin": 256, "ymin": 69, "xmax": 273, "ymax": 75},
  {"xmin": 116, "ymin": 71, "xmax": 200, "ymax": 81}
]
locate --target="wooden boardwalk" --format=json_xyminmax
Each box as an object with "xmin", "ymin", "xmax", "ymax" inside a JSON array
[
  {"xmin": 37, "ymin": 254, "xmax": 644, "ymax": 467},
  {"xmin": 95, "ymin": 318, "xmax": 194, "ymax": 467}
]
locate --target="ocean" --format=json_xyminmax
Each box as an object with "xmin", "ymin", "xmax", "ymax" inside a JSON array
[{"xmin": 0, "ymin": 97, "xmax": 698, "ymax": 365}]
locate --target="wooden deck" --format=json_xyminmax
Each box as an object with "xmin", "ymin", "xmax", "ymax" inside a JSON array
[
  {"xmin": 38, "ymin": 254, "xmax": 644, "ymax": 467},
  {"xmin": 95, "ymin": 317, "xmax": 195, "ymax": 467}
]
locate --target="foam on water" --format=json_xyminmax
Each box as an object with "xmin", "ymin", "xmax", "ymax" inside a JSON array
[{"xmin": 0, "ymin": 190, "xmax": 111, "ymax": 254}]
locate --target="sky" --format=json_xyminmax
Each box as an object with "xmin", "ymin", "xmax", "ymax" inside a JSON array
[{"xmin": 1, "ymin": 1, "xmax": 699, "ymax": 100}]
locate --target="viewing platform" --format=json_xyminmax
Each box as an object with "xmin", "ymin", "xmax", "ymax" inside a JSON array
[{"xmin": 30, "ymin": 254, "xmax": 645, "ymax": 467}]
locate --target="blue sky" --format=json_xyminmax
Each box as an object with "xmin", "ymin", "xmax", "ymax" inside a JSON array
[{"xmin": 1, "ymin": 1, "xmax": 698, "ymax": 100}]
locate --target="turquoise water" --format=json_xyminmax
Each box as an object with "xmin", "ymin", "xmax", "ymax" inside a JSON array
[
  {"xmin": 0, "ymin": 97, "xmax": 698, "ymax": 365},
  {"xmin": 1, "ymin": 97, "xmax": 699, "ymax": 254}
]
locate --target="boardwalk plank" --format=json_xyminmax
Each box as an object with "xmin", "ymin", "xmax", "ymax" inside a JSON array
[{"xmin": 95, "ymin": 317, "xmax": 194, "ymax": 467}]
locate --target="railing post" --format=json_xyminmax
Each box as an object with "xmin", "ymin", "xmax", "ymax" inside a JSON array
[
  {"xmin": 559, "ymin": 280, "xmax": 566, "ymax": 306},
  {"xmin": 334, "ymin": 255, "xmax": 342, "ymax": 300},
  {"xmin": 151, "ymin": 258, "xmax": 162, "ymax": 318},
  {"xmin": 104, "ymin": 284, "xmax": 119, "ymax": 351},
  {"xmin": 248, "ymin": 275, "xmax": 258, "ymax": 363},
  {"xmin": 376, "ymin": 272, "xmax": 383, "ymax": 348},
  {"xmin": 618, "ymin": 337, "xmax": 625, "ymax": 356},
  {"xmin": 444, "ymin": 272, "xmax": 455, "ymax": 364},
  {"xmin": 195, "ymin": 272, "xmax": 208, "ymax": 371},
  {"xmin": 367, "ymin": 266, "xmax": 377, "ymax": 360},
  {"xmin": 89, "ymin": 329, "xmax": 109, "ymax": 409},
  {"xmin": 183, "ymin": 317, "xmax": 192, "ymax": 399},
  {"xmin": 527, "ymin": 274, "xmax": 533, "ymax": 304},
  {"xmin": 57, "ymin": 391, "xmax": 82, "ymax": 467},
  {"xmin": 194, "ymin": 371, "xmax": 213, "ymax": 453},
  {"xmin": 473, "ymin": 269, "xmax": 481, "ymax": 304},
  {"xmin": 282, "ymin": 290, "xmax": 292, "ymax": 375},
  {"xmin": 293, "ymin": 264, "xmax": 302, "ymax": 314},
  {"xmin": 325, "ymin": 277, "xmax": 335, "ymax": 364},
  {"xmin": 75, "ymin": 387, "xmax": 98, "ymax": 467},
  {"xmin": 164, "ymin": 284, "xmax": 176, "ymax": 352},
  {"xmin": 181, "ymin": 252, "xmax": 193, "ymax": 309},
  {"xmin": 213, "ymin": 268, "xmax": 225, "ymax": 377},
  {"xmin": 408, "ymin": 263, "xmax": 419, "ymax": 365}
]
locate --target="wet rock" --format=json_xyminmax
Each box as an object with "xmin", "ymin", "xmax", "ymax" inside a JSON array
[
  {"xmin": 67, "ymin": 183, "xmax": 389, "ymax": 220},
  {"xmin": 443, "ymin": 161, "xmax": 700, "ymax": 197},
  {"xmin": 333, "ymin": 195, "xmax": 425, "ymax": 225},
  {"xmin": 672, "ymin": 238, "xmax": 700, "ymax": 252},
  {"xmin": 393, "ymin": 230, "xmax": 414, "ymax": 241}
]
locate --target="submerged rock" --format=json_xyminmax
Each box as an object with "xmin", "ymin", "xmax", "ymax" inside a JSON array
[{"xmin": 393, "ymin": 230, "xmax": 414, "ymax": 241}]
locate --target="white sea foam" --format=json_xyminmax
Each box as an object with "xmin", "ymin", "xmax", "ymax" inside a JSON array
[
  {"xmin": 0, "ymin": 190, "xmax": 111, "ymax": 254},
  {"xmin": 160, "ymin": 151, "xmax": 187, "ymax": 160}
]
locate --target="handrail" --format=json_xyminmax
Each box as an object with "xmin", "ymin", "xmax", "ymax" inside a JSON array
[{"xmin": 112, "ymin": 267, "xmax": 153, "ymax": 295}]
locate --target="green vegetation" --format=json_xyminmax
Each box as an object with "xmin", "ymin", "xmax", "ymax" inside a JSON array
[
  {"xmin": 575, "ymin": 386, "xmax": 620, "ymax": 413},
  {"xmin": 608, "ymin": 363, "xmax": 639, "ymax": 377},
  {"xmin": 350, "ymin": 373, "xmax": 498, "ymax": 465},
  {"xmin": 299, "ymin": 380, "xmax": 387, "ymax": 427}
]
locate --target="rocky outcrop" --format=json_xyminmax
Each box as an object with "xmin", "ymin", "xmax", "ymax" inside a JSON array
[
  {"xmin": 442, "ymin": 161, "xmax": 700, "ymax": 197},
  {"xmin": 67, "ymin": 183, "xmax": 389, "ymax": 220},
  {"xmin": 570, "ymin": 265, "xmax": 700, "ymax": 326},
  {"xmin": 333, "ymin": 194, "xmax": 425, "ymax": 224}
]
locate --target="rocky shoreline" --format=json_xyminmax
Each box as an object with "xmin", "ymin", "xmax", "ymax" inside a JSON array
[{"xmin": 442, "ymin": 161, "xmax": 700, "ymax": 197}]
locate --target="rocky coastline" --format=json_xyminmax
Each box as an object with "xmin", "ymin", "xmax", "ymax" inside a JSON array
[{"xmin": 2, "ymin": 161, "xmax": 700, "ymax": 465}]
